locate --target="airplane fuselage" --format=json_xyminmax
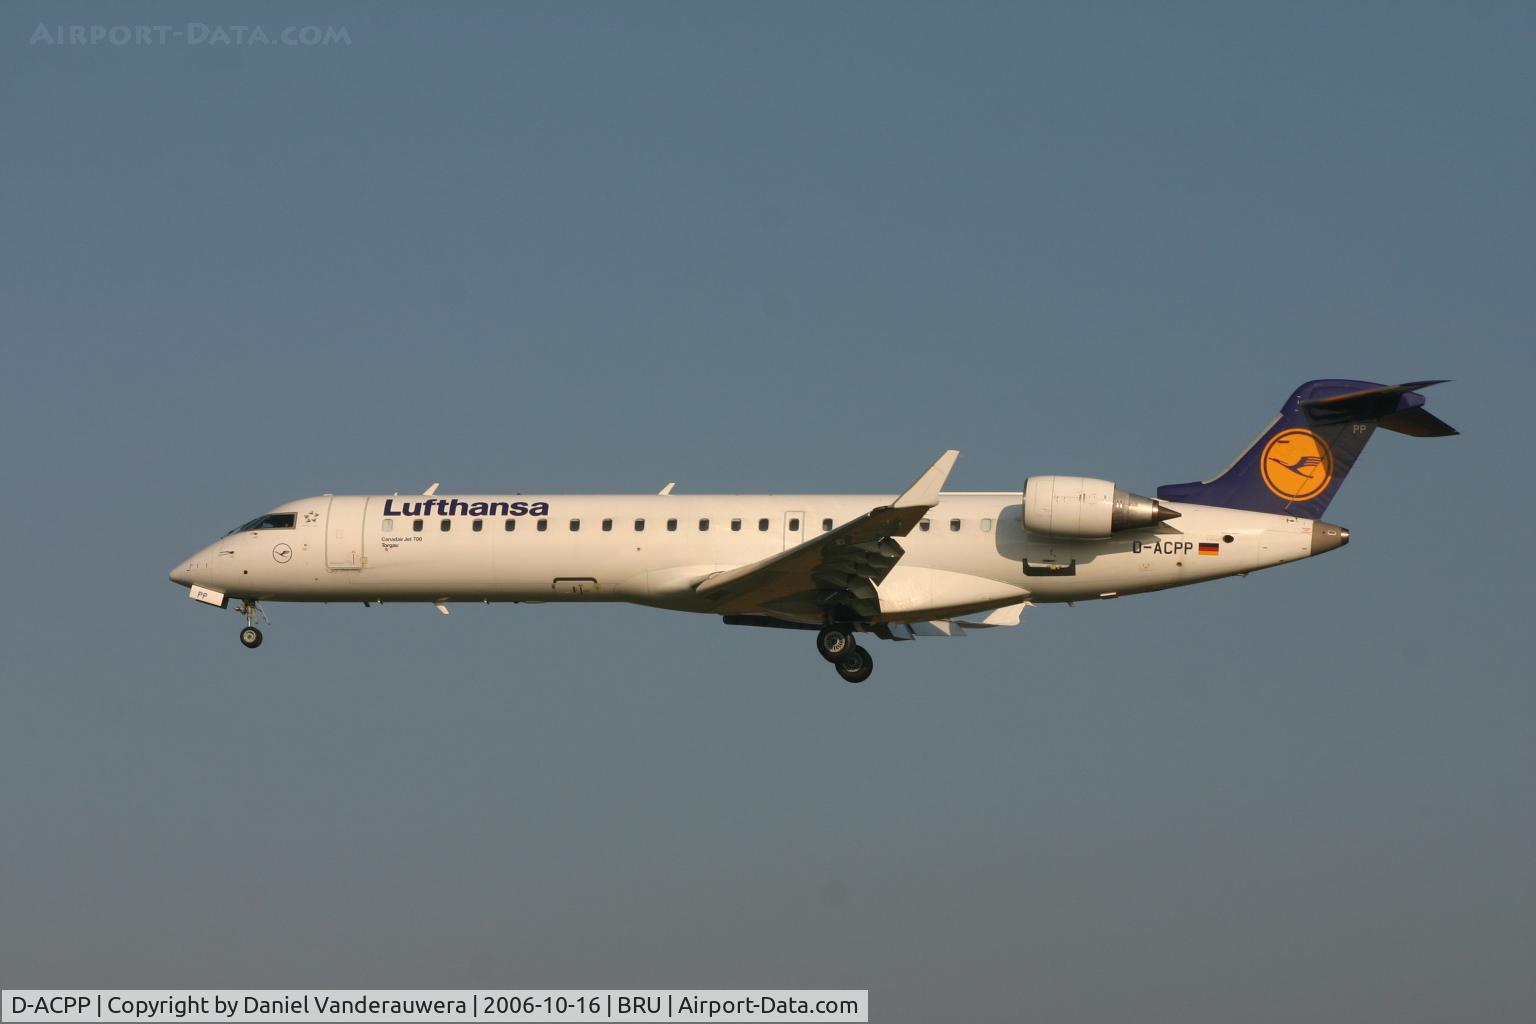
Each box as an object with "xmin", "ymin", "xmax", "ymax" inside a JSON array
[{"xmin": 170, "ymin": 491, "xmax": 1340, "ymax": 622}]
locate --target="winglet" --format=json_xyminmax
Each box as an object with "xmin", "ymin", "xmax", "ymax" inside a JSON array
[{"xmin": 893, "ymin": 450, "xmax": 959, "ymax": 509}]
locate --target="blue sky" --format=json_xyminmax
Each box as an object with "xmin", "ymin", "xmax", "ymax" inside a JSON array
[{"xmin": 1, "ymin": 5, "xmax": 1532, "ymax": 1020}]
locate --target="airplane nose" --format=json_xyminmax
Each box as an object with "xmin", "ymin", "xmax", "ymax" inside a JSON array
[{"xmin": 169, "ymin": 562, "xmax": 193, "ymax": 587}]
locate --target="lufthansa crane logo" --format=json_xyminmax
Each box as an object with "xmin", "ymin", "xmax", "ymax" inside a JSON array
[
  {"xmin": 272, "ymin": 543, "xmax": 293, "ymax": 564},
  {"xmin": 1260, "ymin": 428, "xmax": 1334, "ymax": 501}
]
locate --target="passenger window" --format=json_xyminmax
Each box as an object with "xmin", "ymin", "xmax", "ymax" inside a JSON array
[
  {"xmin": 413, "ymin": 519, "xmax": 424, "ymax": 532},
  {"xmin": 788, "ymin": 517, "xmax": 800, "ymax": 531},
  {"xmin": 699, "ymin": 518, "xmax": 710, "ymax": 531},
  {"xmin": 758, "ymin": 518, "xmax": 769, "ymax": 531},
  {"xmin": 504, "ymin": 519, "xmax": 516, "ymax": 532},
  {"xmin": 472, "ymin": 519, "xmax": 483, "ymax": 532},
  {"xmin": 981, "ymin": 518, "xmax": 993, "ymax": 532},
  {"xmin": 667, "ymin": 519, "xmax": 677, "ymax": 532},
  {"xmin": 570, "ymin": 519, "xmax": 580, "ymax": 532},
  {"xmin": 602, "ymin": 519, "xmax": 613, "ymax": 532},
  {"xmin": 536, "ymin": 519, "xmax": 548, "ymax": 532},
  {"xmin": 920, "ymin": 519, "xmax": 930, "ymax": 532},
  {"xmin": 440, "ymin": 519, "xmax": 452, "ymax": 532},
  {"xmin": 731, "ymin": 519, "xmax": 742, "ymax": 531},
  {"xmin": 635, "ymin": 518, "xmax": 645, "ymax": 531},
  {"xmin": 382, "ymin": 518, "xmax": 394, "ymax": 531},
  {"xmin": 822, "ymin": 518, "xmax": 833, "ymax": 532},
  {"xmin": 950, "ymin": 519, "xmax": 961, "ymax": 532}
]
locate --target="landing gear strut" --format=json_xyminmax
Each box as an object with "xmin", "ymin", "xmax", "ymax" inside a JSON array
[{"xmin": 237, "ymin": 599, "xmax": 267, "ymax": 650}]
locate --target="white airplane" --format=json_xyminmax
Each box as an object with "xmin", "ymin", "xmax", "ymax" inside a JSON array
[{"xmin": 169, "ymin": 379, "xmax": 1455, "ymax": 682}]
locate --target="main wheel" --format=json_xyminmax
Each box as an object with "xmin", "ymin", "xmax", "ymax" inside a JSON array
[
  {"xmin": 239, "ymin": 626, "xmax": 263, "ymax": 649},
  {"xmin": 816, "ymin": 626, "xmax": 856, "ymax": 663},
  {"xmin": 834, "ymin": 645, "xmax": 873, "ymax": 684}
]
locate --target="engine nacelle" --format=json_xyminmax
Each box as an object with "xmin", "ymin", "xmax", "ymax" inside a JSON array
[{"xmin": 1023, "ymin": 475, "xmax": 1179, "ymax": 539}]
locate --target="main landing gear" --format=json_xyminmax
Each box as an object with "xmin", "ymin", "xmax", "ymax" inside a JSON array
[
  {"xmin": 816, "ymin": 626, "xmax": 856, "ymax": 662},
  {"xmin": 237, "ymin": 599, "xmax": 267, "ymax": 649},
  {"xmin": 817, "ymin": 626, "xmax": 874, "ymax": 683},
  {"xmin": 834, "ymin": 644, "xmax": 874, "ymax": 683}
]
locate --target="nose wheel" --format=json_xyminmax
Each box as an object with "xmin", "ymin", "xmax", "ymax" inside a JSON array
[{"xmin": 236, "ymin": 599, "xmax": 268, "ymax": 650}]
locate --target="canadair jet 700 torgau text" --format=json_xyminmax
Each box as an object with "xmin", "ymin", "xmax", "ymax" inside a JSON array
[{"xmin": 169, "ymin": 379, "xmax": 1456, "ymax": 683}]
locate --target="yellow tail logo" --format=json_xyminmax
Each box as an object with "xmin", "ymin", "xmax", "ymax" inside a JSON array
[{"xmin": 1260, "ymin": 429, "xmax": 1334, "ymax": 501}]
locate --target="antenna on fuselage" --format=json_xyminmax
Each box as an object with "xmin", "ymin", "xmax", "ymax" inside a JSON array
[
  {"xmin": 658, "ymin": 482, "xmax": 676, "ymax": 495},
  {"xmin": 422, "ymin": 482, "xmax": 440, "ymax": 496}
]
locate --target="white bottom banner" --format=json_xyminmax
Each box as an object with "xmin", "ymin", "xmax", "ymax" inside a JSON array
[{"xmin": 1, "ymin": 991, "xmax": 868, "ymax": 1023}]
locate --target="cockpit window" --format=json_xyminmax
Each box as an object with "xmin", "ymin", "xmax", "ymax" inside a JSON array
[{"xmin": 228, "ymin": 512, "xmax": 296, "ymax": 534}]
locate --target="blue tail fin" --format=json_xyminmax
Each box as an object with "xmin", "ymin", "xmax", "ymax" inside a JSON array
[{"xmin": 1157, "ymin": 379, "xmax": 1456, "ymax": 517}]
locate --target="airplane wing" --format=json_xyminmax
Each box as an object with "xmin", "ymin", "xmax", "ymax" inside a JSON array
[{"xmin": 695, "ymin": 450, "xmax": 959, "ymax": 620}]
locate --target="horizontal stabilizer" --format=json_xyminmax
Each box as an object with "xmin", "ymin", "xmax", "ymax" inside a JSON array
[
  {"xmin": 1300, "ymin": 379, "xmax": 1449, "ymax": 405},
  {"xmin": 1378, "ymin": 406, "xmax": 1459, "ymax": 437},
  {"xmin": 1299, "ymin": 379, "xmax": 1453, "ymax": 425}
]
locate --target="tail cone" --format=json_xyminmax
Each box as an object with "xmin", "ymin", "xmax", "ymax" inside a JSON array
[{"xmin": 1310, "ymin": 521, "xmax": 1350, "ymax": 556}]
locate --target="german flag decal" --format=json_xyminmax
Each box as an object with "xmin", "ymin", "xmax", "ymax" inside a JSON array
[{"xmin": 1198, "ymin": 542, "xmax": 1220, "ymax": 556}]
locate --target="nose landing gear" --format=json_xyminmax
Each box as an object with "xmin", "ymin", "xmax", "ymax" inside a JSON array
[{"xmin": 237, "ymin": 599, "xmax": 268, "ymax": 650}]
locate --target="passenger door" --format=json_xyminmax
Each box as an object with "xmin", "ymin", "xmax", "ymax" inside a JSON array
[{"xmin": 326, "ymin": 495, "xmax": 369, "ymax": 569}]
